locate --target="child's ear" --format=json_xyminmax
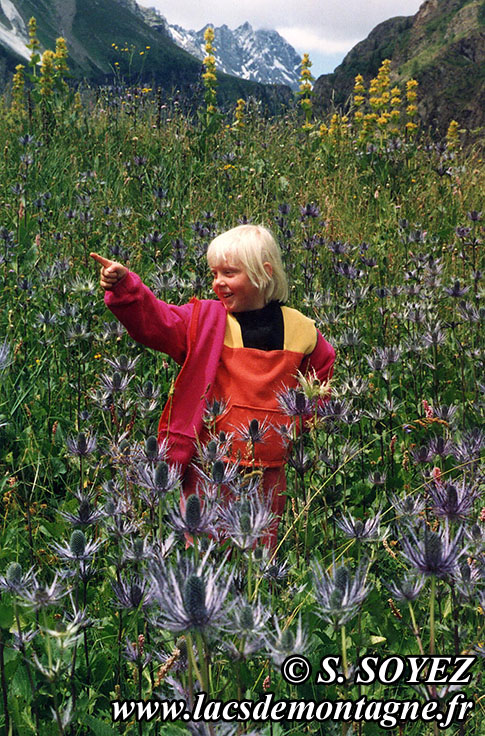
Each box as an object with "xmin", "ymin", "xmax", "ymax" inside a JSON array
[{"xmin": 263, "ymin": 262, "xmax": 273, "ymax": 279}]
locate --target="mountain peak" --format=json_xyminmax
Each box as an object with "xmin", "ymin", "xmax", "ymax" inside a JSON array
[{"xmin": 159, "ymin": 19, "xmax": 301, "ymax": 89}]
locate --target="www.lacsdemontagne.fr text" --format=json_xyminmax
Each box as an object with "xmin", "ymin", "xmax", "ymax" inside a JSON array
[{"xmin": 112, "ymin": 691, "xmax": 474, "ymax": 730}]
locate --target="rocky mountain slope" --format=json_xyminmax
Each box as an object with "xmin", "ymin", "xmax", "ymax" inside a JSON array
[
  {"xmin": 141, "ymin": 9, "xmax": 301, "ymax": 90},
  {"xmin": 313, "ymin": 0, "xmax": 485, "ymax": 134}
]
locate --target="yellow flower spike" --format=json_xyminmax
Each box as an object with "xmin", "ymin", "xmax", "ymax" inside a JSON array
[
  {"xmin": 40, "ymin": 50, "xmax": 55, "ymax": 97},
  {"xmin": 299, "ymin": 52, "xmax": 314, "ymax": 130}
]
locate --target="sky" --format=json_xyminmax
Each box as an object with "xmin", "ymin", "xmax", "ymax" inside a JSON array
[{"xmin": 137, "ymin": 0, "xmax": 424, "ymax": 77}]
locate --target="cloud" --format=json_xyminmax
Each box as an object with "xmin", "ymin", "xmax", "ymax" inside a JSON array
[
  {"xmin": 277, "ymin": 26, "xmax": 361, "ymax": 55},
  {"xmin": 138, "ymin": 0, "xmax": 423, "ymax": 47}
]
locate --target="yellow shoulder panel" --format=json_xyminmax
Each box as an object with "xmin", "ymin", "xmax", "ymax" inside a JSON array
[
  {"xmin": 224, "ymin": 313, "xmax": 244, "ymax": 348},
  {"xmin": 282, "ymin": 307, "xmax": 317, "ymax": 355}
]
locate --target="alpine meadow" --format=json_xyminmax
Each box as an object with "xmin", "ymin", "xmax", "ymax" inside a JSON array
[{"xmin": 0, "ymin": 20, "xmax": 484, "ymax": 736}]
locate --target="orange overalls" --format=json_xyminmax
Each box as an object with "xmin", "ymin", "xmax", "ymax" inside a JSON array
[{"xmin": 183, "ymin": 306, "xmax": 320, "ymax": 546}]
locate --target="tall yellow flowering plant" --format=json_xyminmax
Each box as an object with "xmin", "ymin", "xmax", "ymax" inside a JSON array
[
  {"xmin": 299, "ymin": 53, "xmax": 314, "ymax": 132},
  {"xmin": 202, "ymin": 27, "xmax": 218, "ymax": 120}
]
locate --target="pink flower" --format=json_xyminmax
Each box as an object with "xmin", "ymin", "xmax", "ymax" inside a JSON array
[
  {"xmin": 480, "ymin": 508, "xmax": 485, "ymax": 523},
  {"xmin": 432, "ymin": 466, "xmax": 443, "ymax": 488},
  {"xmin": 422, "ymin": 399, "xmax": 433, "ymax": 418}
]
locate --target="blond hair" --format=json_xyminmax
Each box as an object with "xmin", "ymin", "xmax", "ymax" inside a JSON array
[{"xmin": 206, "ymin": 224, "xmax": 288, "ymax": 303}]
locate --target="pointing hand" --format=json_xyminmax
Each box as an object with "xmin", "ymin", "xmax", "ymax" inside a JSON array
[{"xmin": 90, "ymin": 252, "xmax": 128, "ymax": 291}]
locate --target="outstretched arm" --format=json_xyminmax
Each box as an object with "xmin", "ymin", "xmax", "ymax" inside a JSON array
[{"xmin": 90, "ymin": 252, "xmax": 192, "ymax": 365}]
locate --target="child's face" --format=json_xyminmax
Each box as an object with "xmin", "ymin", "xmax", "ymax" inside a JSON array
[{"xmin": 210, "ymin": 259, "xmax": 265, "ymax": 312}]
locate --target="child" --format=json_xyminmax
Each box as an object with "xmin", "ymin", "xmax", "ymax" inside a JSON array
[{"xmin": 91, "ymin": 224, "xmax": 335, "ymax": 546}]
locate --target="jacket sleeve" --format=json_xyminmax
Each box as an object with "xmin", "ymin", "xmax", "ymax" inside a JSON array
[
  {"xmin": 303, "ymin": 329, "xmax": 336, "ymax": 385},
  {"xmin": 104, "ymin": 271, "xmax": 193, "ymax": 365}
]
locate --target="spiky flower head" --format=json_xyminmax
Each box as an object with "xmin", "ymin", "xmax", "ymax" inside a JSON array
[
  {"xmin": 400, "ymin": 522, "xmax": 466, "ymax": 578},
  {"xmin": 311, "ymin": 559, "xmax": 371, "ymax": 627},
  {"xmin": 0, "ymin": 562, "xmax": 35, "ymax": 594},
  {"xmin": 150, "ymin": 548, "xmax": 234, "ymax": 633},
  {"xmin": 168, "ymin": 493, "xmax": 218, "ymax": 538},
  {"xmin": 336, "ymin": 510, "xmax": 387, "ymax": 542},
  {"xmin": 385, "ymin": 573, "xmax": 426, "ymax": 602},
  {"xmin": 265, "ymin": 615, "xmax": 309, "ymax": 667},
  {"xmin": 66, "ymin": 432, "xmax": 97, "ymax": 457},
  {"xmin": 428, "ymin": 478, "xmax": 479, "ymax": 522},
  {"xmin": 217, "ymin": 490, "xmax": 274, "ymax": 550},
  {"xmin": 51, "ymin": 529, "xmax": 103, "ymax": 561}
]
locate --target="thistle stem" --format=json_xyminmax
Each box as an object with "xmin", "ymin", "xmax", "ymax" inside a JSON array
[
  {"xmin": 407, "ymin": 601, "xmax": 424, "ymax": 655},
  {"xmin": 340, "ymin": 625, "xmax": 348, "ymax": 679},
  {"xmin": 429, "ymin": 575, "xmax": 436, "ymax": 655}
]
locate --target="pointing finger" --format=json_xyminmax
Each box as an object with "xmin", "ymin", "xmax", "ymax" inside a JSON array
[{"xmin": 90, "ymin": 252, "xmax": 113, "ymax": 268}]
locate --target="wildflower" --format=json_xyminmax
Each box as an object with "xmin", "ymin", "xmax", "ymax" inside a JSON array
[
  {"xmin": 433, "ymin": 404, "xmax": 458, "ymax": 424},
  {"xmin": 336, "ymin": 510, "xmax": 386, "ymax": 541},
  {"xmin": 260, "ymin": 555, "xmax": 290, "ymax": 583},
  {"xmin": 99, "ymin": 371, "xmax": 133, "ymax": 393},
  {"xmin": 311, "ymin": 559, "xmax": 371, "ymax": 627},
  {"xmin": 390, "ymin": 493, "xmax": 425, "ymax": 522},
  {"xmin": 444, "ymin": 280, "xmax": 470, "ymax": 298},
  {"xmin": 452, "ymin": 560, "xmax": 482, "ymax": 599},
  {"xmin": 453, "ymin": 428, "xmax": 485, "ymax": 464},
  {"xmin": 51, "ymin": 529, "xmax": 103, "ymax": 561},
  {"xmin": 409, "ymin": 445, "xmax": 433, "ymax": 464},
  {"xmin": 300, "ymin": 203, "xmax": 320, "ymax": 219},
  {"xmin": 277, "ymin": 386, "xmax": 315, "ymax": 417},
  {"xmin": 136, "ymin": 379, "xmax": 161, "ymax": 402},
  {"xmin": 136, "ymin": 461, "xmax": 181, "ymax": 507},
  {"xmin": 11, "ymin": 627, "xmax": 38, "ymax": 652},
  {"xmin": 385, "ymin": 573, "xmax": 426, "ymax": 601},
  {"xmin": 194, "ymin": 459, "xmax": 240, "ymax": 492},
  {"xmin": 400, "ymin": 522, "xmax": 466, "ymax": 578},
  {"xmin": 121, "ymin": 535, "xmax": 156, "ymax": 565},
  {"xmin": 104, "ymin": 353, "xmax": 141, "ymax": 373},
  {"xmin": 66, "ymin": 432, "xmax": 97, "ymax": 457},
  {"xmin": 0, "ymin": 340, "xmax": 12, "ymax": 370},
  {"xmin": 150, "ymin": 550, "xmax": 234, "ymax": 633},
  {"xmin": 0, "ymin": 562, "xmax": 35, "ymax": 594},
  {"xmin": 124, "ymin": 635, "xmax": 151, "ymax": 667},
  {"xmin": 234, "ymin": 417, "xmax": 271, "ymax": 445},
  {"xmin": 40, "ymin": 50, "xmax": 55, "ymax": 97},
  {"xmin": 368, "ymin": 471, "xmax": 387, "ymax": 486},
  {"xmin": 167, "ymin": 493, "xmax": 219, "ymax": 538},
  {"xmin": 112, "ymin": 574, "xmax": 153, "ymax": 610},
  {"xmin": 288, "ymin": 443, "xmax": 313, "ymax": 477},
  {"xmin": 20, "ymin": 574, "xmax": 68, "ymax": 610},
  {"xmin": 204, "ymin": 397, "xmax": 228, "ymax": 423},
  {"xmin": 217, "ymin": 490, "xmax": 274, "ymax": 550},
  {"xmin": 224, "ymin": 596, "xmax": 271, "ymax": 639},
  {"xmin": 298, "ymin": 53, "xmax": 314, "ymax": 129},
  {"xmin": 428, "ymin": 478, "xmax": 479, "ymax": 522},
  {"xmin": 265, "ymin": 615, "xmax": 309, "ymax": 667},
  {"xmin": 317, "ymin": 399, "xmax": 352, "ymax": 423}
]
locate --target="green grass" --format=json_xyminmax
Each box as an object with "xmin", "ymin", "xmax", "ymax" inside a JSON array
[{"xmin": 0, "ymin": 79, "xmax": 483, "ymax": 735}]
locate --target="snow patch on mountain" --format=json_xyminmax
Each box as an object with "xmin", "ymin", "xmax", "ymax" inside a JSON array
[{"xmin": 0, "ymin": 0, "xmax": 29, "ymax": 60}]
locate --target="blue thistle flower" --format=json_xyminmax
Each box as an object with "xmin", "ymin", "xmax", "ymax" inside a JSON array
[
  {"xmin": 311, "ymin": 559, "xmax": 371, "ymax": 627},
  {"xmin": 385, "ymin": 573, "xmax": 426, "ymax": 601},
  {"xmin": 400, "ymin": 522, "xmax": 466, "ymax": 578},
  {"xmin": 428, "ymin": 479, "xmax": 479, "ymax": 522},
  {"xmin": 265, "ymin": 615, "xmax": 309, "ymax": 667},
  {"xmin": 150, "ymin": 549, "xmax": 234, "ymax": 633},
  {"xmin": 336, "ymin": 510, "xmax": 387, "ymax": 542}
]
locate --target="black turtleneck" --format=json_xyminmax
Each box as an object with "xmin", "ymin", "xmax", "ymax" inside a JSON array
[{"xmin": 233, "ymin": 301, "xmax": 284, "ymax": 351}]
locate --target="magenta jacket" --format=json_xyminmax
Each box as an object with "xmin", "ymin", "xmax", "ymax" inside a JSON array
[{"xmin": 105, "ymin": 271, "xmax": 335, "ymax": 471}]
